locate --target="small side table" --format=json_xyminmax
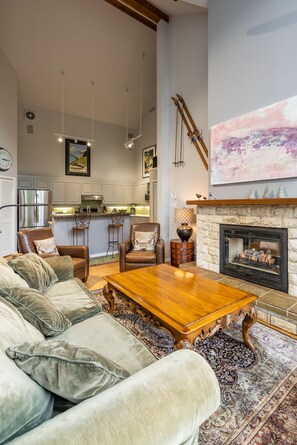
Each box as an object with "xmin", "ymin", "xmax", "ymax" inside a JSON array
[{"xmin": 171, "ymin": 239, "xmax": 194, "ymax": 267}]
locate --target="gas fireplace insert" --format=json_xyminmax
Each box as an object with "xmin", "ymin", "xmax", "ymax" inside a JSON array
[{"xmin": 220, "ymin": 224, "xmax": 288, "ymax": 293}]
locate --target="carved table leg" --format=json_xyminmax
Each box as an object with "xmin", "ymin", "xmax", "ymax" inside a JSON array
[
  {"xmin": 102, "ymin": 284, "xmax": 115, "ymax": 314},
  {"xmin": 242, "ymin": 307, "xmax": 257, "ymax": 351},
  {"xmin": 175, "ymin": 336, "xmax": 194, "ymax": 350}
]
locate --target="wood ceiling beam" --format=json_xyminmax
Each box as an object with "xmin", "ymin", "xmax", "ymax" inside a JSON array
[{"xmin": 104, "ymin": 0, "xmax": 169, "ymax": 31}]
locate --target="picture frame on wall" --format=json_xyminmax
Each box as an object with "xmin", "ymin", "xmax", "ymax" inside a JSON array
[
  {"xmin": 142, "ymin": 145, "xmax": 156, "ymax": 178},
  {"xmin": 65, "ymin": 139, "xmax": 91, "ymax": 176}
]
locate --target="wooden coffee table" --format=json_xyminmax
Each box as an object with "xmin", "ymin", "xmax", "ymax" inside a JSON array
[{"xmin": 103, "ymin": 264, "xmax": 257, "ymax": 351}]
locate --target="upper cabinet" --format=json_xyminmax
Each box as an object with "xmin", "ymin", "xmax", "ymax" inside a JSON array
[
  {"xmin": 52, "ymin": 180, "xmax": 66, "ymax": 204},
  {"xmin": 133, "ymin": 182, "xmax": 147, "ymax": 203},
  {"xmin": 17, "ymin": 175, "xmax": 138, "ymax": 205}
]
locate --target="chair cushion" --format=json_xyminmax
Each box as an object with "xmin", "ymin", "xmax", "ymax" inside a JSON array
[
  {"xmin": 71, "ymin": 257, "xmax": 87, "ymax": 271},
  {"xmin": 7, "ymin": 340, "xmax": 130, "ymax": 404},
  {"xmin": 0, "ymin": 287, "xmax": 72, "ymax": 337},
  {"xmin": 9, "ymin": 253, "xmax": 58, "ymax": 293},
  {"xmin": 132, "ymin": 231, "xmax": 155, "ymax": 251},
  {"xmin": 0, "ymin": 258, "xmax": 29, "ymax": 288},
  {"xmin": 126, "ymin": 250, "xmax": 157, "ymax": 263},
  {"xmin": 34, "ymin": 237, "xmax": 60, "ymax": 255}
]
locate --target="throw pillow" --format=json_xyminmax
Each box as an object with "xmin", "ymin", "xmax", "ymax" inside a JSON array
[
  {"xmin": 34, "ymin": 237, "xmax": 60, "ymax": 255},
  {"xmin": 0, "ymin": 258, "xmax": 29, "ymax": 288},
  {"xmin": 9, "ymin": 253, "xmax": 58, "ymax": 293},
  {"xmin": 0, "ymin": 287, "xmax": 71, "ymax": 336},
  {"xmin": 6, "ymin": 340, "xmax": 130, "ymax": 403},
  {"xmin": 133, "ymin": 231, "xmax": 155, "ymax": 251},
  {"xmin": 0, "ymin": 297, "xmax": 44, "ymax": 352}
]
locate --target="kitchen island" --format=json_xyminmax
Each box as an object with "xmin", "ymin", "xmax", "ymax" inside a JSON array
[{"xmin": 51, "ymin": 213, "xmax": 131, "ymax": 256}]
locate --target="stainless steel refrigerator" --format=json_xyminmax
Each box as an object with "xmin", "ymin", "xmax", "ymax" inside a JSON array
[{"xmin": 18, "ymin": 189, "xmax": 52, "ymax": 228}]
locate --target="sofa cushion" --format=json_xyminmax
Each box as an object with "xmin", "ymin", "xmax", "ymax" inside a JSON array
[
  {"xmin": 0, "ymin": 350, "xmax": 54, "ymax": 444},
  {"xmin": 0, "ymin": 287, "xmax": 72, "ymax": 337},
  {"xmin": 0, "ymin": 297, "xmax": 44, "ymax": 352},
  {"xmin": 7, "ymin": 340, "xmax": 130, "ymax": 404},
  {"xmin": 132, "ymin": 231, "xmax": 155, "ymax": 251},
  {"xmin": 9, "ymin": 253, "xmax": 58, "ymax": 293},
  {"xmin": 0, "ymin": 258, "xmax": 29, "ymax": 288},
  {"xmin": 44, "ymin": 279, "xmax": 102, "ymax": 324},
  {"xmin": 34, "ymin": 237, "xmax": 59, "ymax": 255},
  {"xmin": 55, "ymin": 312, "xmax": 157, "ymax": 375}
]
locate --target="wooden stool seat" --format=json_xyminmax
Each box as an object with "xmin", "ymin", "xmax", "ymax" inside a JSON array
[
  {"xmin": 107, "ymin": 216, "xmax": 124, "ymax": 256},
  {"xmin": 72, "ymin": 212, "xmax": 91, "ymax": 246}
]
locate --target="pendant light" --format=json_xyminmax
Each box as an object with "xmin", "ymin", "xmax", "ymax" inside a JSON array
[
  {"xmin": 54, "ymin": 71, "xmax": 96, "ymax": 145},
  {"xmin": 124, "ymin": 52, "xmax": 145, "ymax": 150}
]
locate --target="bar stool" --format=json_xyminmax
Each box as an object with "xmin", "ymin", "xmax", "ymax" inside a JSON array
[
  {"xmin": 72, "ymin": 212, "xmax": 91, "ymax": 246},
  {"xmin": 107, "ymin": 215, "xmax": 124, "ymax": 256}
]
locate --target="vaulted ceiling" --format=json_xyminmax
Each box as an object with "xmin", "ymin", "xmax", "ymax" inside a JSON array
[{"xmin": 0, "ymin": 0, "xmax": 207, "ymax": 129}]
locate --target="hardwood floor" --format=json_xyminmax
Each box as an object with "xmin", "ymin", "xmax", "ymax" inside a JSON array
[{"xmin": 86, "ymin": 262, "xmax": 119, "ymax": 291}]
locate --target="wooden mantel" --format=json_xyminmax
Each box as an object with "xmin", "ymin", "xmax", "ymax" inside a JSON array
[{"xmin": 186, "ymin": 198, "xmax": 297, "ymax": 206}]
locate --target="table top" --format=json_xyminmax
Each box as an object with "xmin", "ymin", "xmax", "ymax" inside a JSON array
[{"xmin": 104, "ymin": 264, "xmax": 256, "ymax": 334}]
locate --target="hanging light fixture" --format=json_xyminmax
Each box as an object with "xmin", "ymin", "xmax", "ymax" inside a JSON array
[
  {"xmin": 54, "ymin": 71, "xmax": 96, "ymax": 145},
  {"xmin": 124, "ymin": 52, "xmax": 145, "ymax": 150}
]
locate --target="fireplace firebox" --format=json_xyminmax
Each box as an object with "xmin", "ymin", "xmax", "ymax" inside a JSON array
[{"xmin": 220, "ymin": 225, "xmax": 288, "ymax": 293}]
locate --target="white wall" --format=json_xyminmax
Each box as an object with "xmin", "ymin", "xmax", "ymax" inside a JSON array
[
  {"xmin": 0, "ymin": 51, "xmax": 18, "ymax": 179},
  {"xmin": 157, "ymin": 13, "xmax": 209, "ymax": 243},
  {"xmin": 208, "ymin": 0, "xmax": 297, "ymax": 199},
  {"xmin": 0, "ymin": 50, "xmax": 18, "ymax": 253},
  {"xmin": 18, "ymin": 105, "xmax": 138, "ymax": 183}
]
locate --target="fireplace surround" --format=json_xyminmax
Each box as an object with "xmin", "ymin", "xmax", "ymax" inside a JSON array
[
  {"xmin": 220, "ymin": 224, "xmax": 288, "ymax": 293},
  {"xmin": 186, "ymin": 198, "xmax": 297, "ymax": 297}
]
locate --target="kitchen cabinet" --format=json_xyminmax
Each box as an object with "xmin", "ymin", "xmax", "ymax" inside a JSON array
[
  {"xmin": 18, "ymin": 177, "xmax": 33, "ymax": 189},
  {"xmin": 102, "ymin": 184, "xmax": 113, "ymax": 203},
  {"xmin": 34, "ymin": 178, "xmax": 50, "ymax": 189},
  {"xmin": 149, "ymin": 168, "xmax": 157, "ymax": 222},
  {"xmin": 67, "ymin": 181, "xmax": 81, "ymax": 204},
  {"xmin": 113, "ymin": 185, "xmax": 124, "ymax": 203},
  {"xmin": 130, "ymin": 216, "xmax": 149, "ymax": 224},
  {"xmin": 124, "ymin": 184, "xmax": 133, "ymax": 203},
  {"xmin": 133, "ymin": 183, "xmax": 147, "ymax": 203},
  {"xmin": 82, "ymin": 182, "xmax": 103, "ymax": 195},
  {"xmin": 52, "ymin": 180, "xmax": 66, "ymax": 204}
]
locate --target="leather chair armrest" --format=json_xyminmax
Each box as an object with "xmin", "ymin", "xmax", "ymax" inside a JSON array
[
  {"xmin": 156, "ymin": 238, "xmax": 165, "ymax": 264},
  {"xmin": 57, "ymin": 245, "xmax": 89, "ymax": 261},
  {"xmin": 119, "ymin": 240, "xmax": 132, "ymax": 272}
]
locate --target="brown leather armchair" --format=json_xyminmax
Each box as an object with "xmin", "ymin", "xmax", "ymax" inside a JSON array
[
  {"xmin": 17, "ymin": 227, "xmax": 89, "ymax": 282},
  {"xmin": 119, "ymin": 223, "xmax": 165, "ymax": 272}
]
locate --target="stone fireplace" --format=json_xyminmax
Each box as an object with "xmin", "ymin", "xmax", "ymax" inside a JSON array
[{"xmin": 190, "ymin": 198, "xmax": 297, "ymax": 297}]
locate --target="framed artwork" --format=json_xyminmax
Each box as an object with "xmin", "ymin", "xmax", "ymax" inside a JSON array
[
  {"xmin": 65, "ymin": 139, "xmax": 90, "ymax": 176},
  {"xmin": 142, "ymin": 145, "xmax": 156, "ymax": 178},
  {"xmin": 210, "ymin": 95, "xmax": 297, "ymax": 185}
]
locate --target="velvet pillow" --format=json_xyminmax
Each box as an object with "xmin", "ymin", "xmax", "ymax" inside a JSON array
[
  {"xmin": 0, "ymin": 258, "xmax": 29, "ymax": 288},
  {"xmin": 7, "ymin": 340, "xmax": 130, "ymax": 403},
  {"xmin": 132, "ymin": 231, "xmax": 155, "ymax": 251},
  {"xmin": 9, "ymin": 253, "xmax": 58, "ymax": 293},
  {"xmin": 34, "ymin": 237, "xmax": 60, "ymax": 255},
  {"xmin": 0, "ymin": 287, "xmax": 71, "ymax": 336}
]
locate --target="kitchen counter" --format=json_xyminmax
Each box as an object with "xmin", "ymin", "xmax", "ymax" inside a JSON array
[{"xmin": 52, "ymin": 212, "xmax": 133, "ymax": 218}]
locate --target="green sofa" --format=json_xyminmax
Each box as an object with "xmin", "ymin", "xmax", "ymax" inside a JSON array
[{"xmin": 0, "ymin": 254, "xmax": 220, "ymax": 445}]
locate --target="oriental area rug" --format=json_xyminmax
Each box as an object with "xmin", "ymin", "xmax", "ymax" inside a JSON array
[
  {"xmin": 90, "ymin": 254, "xmax": 119, "ymax": 266},
  {"xmin": 92, "ymin": 289, "xmax": 297, "ymax": 445}
]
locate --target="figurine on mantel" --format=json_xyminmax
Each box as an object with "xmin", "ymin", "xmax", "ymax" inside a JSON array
[
  {"xmin": 262, "ymin": 185, "xmax": 274, "ymax": 198},
  {"xmin": 196, "ymin": 193, "xmax": 207, "ymax": 200},
  {"xmin": 249, "ymin": 189, "xmax": 259, "ymax": 199},
  {"xmin": 277, "ymin": 185, "xmax": 288, "ymax": 198}
]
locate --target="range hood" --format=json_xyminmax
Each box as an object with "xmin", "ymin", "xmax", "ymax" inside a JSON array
[{"xmin": 81, "ymin": 195, "xmax": 103, "ymax": 202}]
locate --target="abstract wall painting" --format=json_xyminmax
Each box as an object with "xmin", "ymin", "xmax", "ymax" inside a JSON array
[{"xmin": 210, "ymin": 96, "xmax": 297, "ymax": 185}]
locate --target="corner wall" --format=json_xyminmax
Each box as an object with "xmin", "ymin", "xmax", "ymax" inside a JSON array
[
  {"xmin": 208, "ymin": 0, "xmax": 297, "ymax": 199},
  {"xmin": 157, "ymin": 13, "xmax": 209, "ymax": 243}
]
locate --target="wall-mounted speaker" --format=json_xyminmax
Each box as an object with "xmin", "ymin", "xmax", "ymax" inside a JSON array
[{"xmin": 24, "ymin": 110, "xmax": 35, "ymax": 120}]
